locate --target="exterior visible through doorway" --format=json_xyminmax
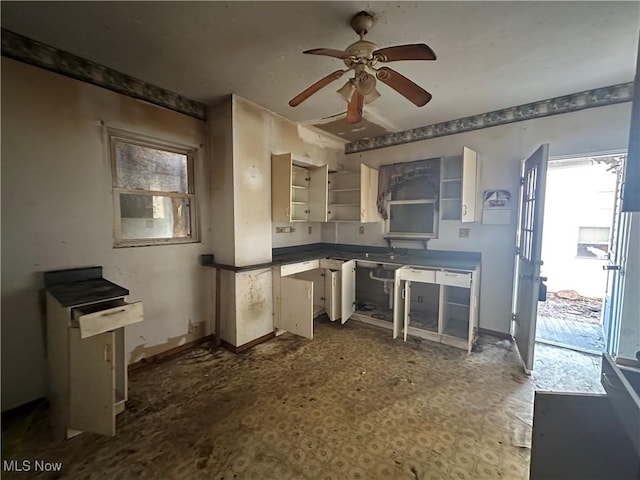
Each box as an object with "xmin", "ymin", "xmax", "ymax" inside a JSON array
[{"xmin": 535, "ymin": 154, "xmax": 623, "ymax": 354}]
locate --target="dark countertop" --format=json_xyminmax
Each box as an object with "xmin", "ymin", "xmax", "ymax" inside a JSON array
[
  {"xmin": 273, "ymin": 249, "xmax": 480, "ymax": 271},
  {"xmin": 47, "ymin": 278, "xmax": 129, "ymax": 307},
  {"xmin": 202, "ymin": 244, "xmax": 481, "ymax": 272}
]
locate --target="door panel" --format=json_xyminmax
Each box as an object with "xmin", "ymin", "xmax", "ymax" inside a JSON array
[
  {"xmin": 271, "ymin": 154, "xmax": 293, "ymax": 222},
  {"xmin": 324, "ymin": 269, "xmax": 341, "ymax": 321},
  {"xmin": 602, "ymin": 164, "xmax": 630, "ymax": 355},
  {"xmin": 461, "ymin": 147, "xmax": 478, "ymax": 222},
  {"xmin": 309, "ymin": 165, "xmax": 328, "ymax": 222},
  {"xmin": 280, "ymin": 277, "xmax": 314, "ymax": 339},
  {"xmin": 393, "ymin": 269, "xmax": 405, "ymax": 339},
  {"xmin": 69, "ymin": 329, "xmax": 115, "ymax": 436},
  {"xmin": 513, "ymin": 144, "xmax": 549, "ymax": 373},
  {"xmin": 360, "ymin": 164, "xmax": 379, "ymax": 223},
  {"xmin": 403, "ymin": 281, "xmax": 412, "ymax": 341},
  {"xmin": 341, "ymin": 260, "xmax": 356, "ymax": 324}
]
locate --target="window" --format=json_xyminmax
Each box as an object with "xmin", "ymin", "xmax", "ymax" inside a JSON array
[
  {"xmin": 576, "ymin": 226, "xmax": 609, "ymax": 259},
  {"xmin": 385, "ymin": 169, "xmax": 440, "ymax": 238},
  {"xmin": 110, "ymin": 131, "xmax": 198, "ymax": 246}
]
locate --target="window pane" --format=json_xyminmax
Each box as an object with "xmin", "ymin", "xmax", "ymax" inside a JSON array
[
  {"xmin": 389, "ymin": 203, "xmax": 435, "ymax": 234},
  {"xmin": 115, "ymin": 142, "xmax": 189, "ymax": 193},
  {"xmin": 120, "ymin": 193, "xmax": 191, "ymax": 240},
  {"xmin": 578, "ymin": 226, "xmax": 610, "ymax": 243}
]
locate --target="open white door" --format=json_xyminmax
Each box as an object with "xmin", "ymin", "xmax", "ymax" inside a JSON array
[
  {"xmin": 340, "ymin": 260, "xmax": 356, "ymax": 324},
  {"xmin": 602, "ymin": 161, "xmax": 630, "ymax": 355},
  {"xmin": 69, "ymin": 329, "xmax": 115, "ymax": 436},
  {"xmin": 280, "ymin": 277, "xmax": 314, "ymax": 339},
  {"xmin": 513, "ymin": 144, "xmax": 549, "ymax": 373}
]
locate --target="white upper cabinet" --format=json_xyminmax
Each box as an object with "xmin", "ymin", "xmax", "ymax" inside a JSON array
[
  {"xmin": 271, "ymin": 153, "xmax": 328, "ymax": 222},
  {"xmin": 327, "ymin": 164, "xmax": 379, "ymax": 223},
  {"xmin": 440, "ymin": 147, "xmax": 478, "ymax": 222}
]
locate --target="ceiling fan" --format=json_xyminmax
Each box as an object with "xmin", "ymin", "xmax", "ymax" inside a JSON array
[{"xmin": 288, "ymin": 11, "xmax": 436, "ymax": 124}]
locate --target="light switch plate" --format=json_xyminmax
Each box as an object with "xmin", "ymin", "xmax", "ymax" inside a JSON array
[{"xmin": 459, "ymin": 228, "xmax": 470, "ymax": 238}]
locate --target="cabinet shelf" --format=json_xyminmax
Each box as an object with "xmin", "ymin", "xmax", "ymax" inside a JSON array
[
  {"xmin": 329, "ymin": 188, "xmax": 361, "ymax": 193},
  {"xmin": 292, "ymin": 201, "xmax": 308, "ymax": 205},
  {"xmin": 446, "ymin": 301, "xmax": 470, "ymax": 308},
  {"xmin": 441, "ymin": 178, "xmax": 462, "ymax": 183},
  {"xmin": 292, "ymin": 185, "xmax": 308, "ymax": 190},
  {"xmin": 329, "ymin": 203, "xmax": 360, "ymax": 207}
]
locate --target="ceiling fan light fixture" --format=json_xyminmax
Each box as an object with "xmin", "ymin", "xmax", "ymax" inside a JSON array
[
  {"xmin": 364, "ymin": 88, "xmax": 380, "ymax": 104},
  {"xmin": 337, "ymin": 79, "xmax": 356, "ymax": 102},
  {"xmin": 356, "ymin": 72, "xmax": 376, "ymax": 95}
]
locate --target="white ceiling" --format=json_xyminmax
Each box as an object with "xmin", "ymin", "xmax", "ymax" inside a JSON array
[{"xmin": 2, "ymin": 1, "xmax": 639, "ymax": 139}]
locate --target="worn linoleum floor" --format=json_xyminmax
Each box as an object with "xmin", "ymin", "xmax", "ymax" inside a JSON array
[{"xmin": 4, "ymin": 319, "xmax": 602, "ymax": 479}]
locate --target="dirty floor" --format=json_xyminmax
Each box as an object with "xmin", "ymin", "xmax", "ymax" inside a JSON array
[{"xmin": 3, "ymin": 319, "xmax": 603, "ymax": 480}]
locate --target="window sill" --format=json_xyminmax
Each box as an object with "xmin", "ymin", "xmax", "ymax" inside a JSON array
[{"xmin": 114, "ymin": 238, "xmax": 200, "ymax": 248}]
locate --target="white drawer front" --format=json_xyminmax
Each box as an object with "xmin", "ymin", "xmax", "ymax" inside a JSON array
[
  {"xmin": 75, "ymin": 302, "xmax": 143, "ymax": 338},
  {"xmin": 398, "ymin": 268, "xmax": 437, "ymax": 283},
  {"xmin": 320, "ymin": 258, "xmax": 344, "ymax": 270},
  {"xmin": 280, "ymin": 259, "xmax": 320, "ymax": 277},
  {"xmin": 436, "ymin": 271, "xmax": 472, "ymax": 288}
]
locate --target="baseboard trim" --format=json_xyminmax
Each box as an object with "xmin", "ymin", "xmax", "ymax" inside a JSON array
[
  {"xmin": 128, "ymin": 334, "xmax": 215, "ymax": 372},
  {"xmin": 2, "ymin": 396, "xmax": 47, "ymax": 418},
  {"xmin": 478, "ymin": 328, "xmax": 512, "ymax": 340},
  {"xmin": 222, "ymin": 332, "xmax": 275, "ymax": 354},
  {"xmin": 616, "ymin": 356, "xmax": 640, "ymax": 369}
]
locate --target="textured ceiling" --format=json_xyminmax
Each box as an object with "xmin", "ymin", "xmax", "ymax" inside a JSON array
[{"xmin": 2, "ymin": 1, "xmax": 639, "ymax": 140}]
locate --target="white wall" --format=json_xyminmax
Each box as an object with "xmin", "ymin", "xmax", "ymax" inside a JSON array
[
  {"xmin": 541, "ymin": 161, "xmax": 617, "ymax": 298},
  {"xmin": 1, "ymin": 58, "xmax": 212, "ymax": 410},
  {"xmin": 335, "ymin": 103, "xmax": 632, "ymax": 334}
]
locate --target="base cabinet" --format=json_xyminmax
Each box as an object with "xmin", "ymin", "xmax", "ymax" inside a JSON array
[
  {"xmin": 393, "ymin": 265, "xmax": 480, "ymax": 352},
  {"xmin": 273, "ymin": 259, "xmax": 356, "ymax": 338},
  {"xmin": 46, "ymin": 293, "xmax": 141, "ymax": 438}
]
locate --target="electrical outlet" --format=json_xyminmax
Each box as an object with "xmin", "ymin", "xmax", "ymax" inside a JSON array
[
  {"xmin": 359, "ymin": 226, "xmax": 365, "ymax": 235},
  {"xmin": 308, "ymin": 226, "xmax": 312, "ymax": 234},
  {"xmin": 459, "ymin": 228, "xmax": 470, "ymax": 238},
  {"xmin": 188, "ymin": 322, "xmax": 203, "ymax": 336},
  {"xmin": 276, "ymin": 226, "xmax": 294, "ymax": 233},
  {"xmin": 417, "ymin": 295, "xmax": 423, "ymax": 303}
]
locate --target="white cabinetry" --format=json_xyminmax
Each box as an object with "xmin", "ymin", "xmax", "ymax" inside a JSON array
[
  {"xmin": 327, "ymin": 164, "xmax": 379, "ymax": 222},
  {"xmin": 46, "ymin": 293, "xmax": 143, "ymax": 438},
  {"xmin": 273, "ymin": 258, "xmax": 356, "ymax": 339},
  {"xmin": 393, "ymin": 265, "xmax": 480, "ymax": 352},
  {"xmin": 440, "ymin": 147, "xmax": 478, "ymax": 222},
  {"xmin": 271, "ymin": 153, "xmax": 328, "ymax": 222}
]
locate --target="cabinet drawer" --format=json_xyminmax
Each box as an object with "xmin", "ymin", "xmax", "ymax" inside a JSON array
[
  {"xmin": 280, "ymin": 259, "xmax": 320, "ymax": 277},
  {"xmin": 398, "ymin": 267, "xmax": 436, "ymax": 283},
  {"xmin": 436, "ymin": 271, "xmax": 471, "ymax": 288},
  {"xmin": 73, "ymin": 302, "xmax": 143, "ymax": 339},
  {"xmin": 320, "ymin": 258, "xmax": 344, "ymax": 270}
]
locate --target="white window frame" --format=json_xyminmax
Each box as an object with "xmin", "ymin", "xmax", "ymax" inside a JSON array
[
  {"xmin": 385, "ymin": 199, "xmax": 440, "ymax": 238},
  {"xmin": 109, "ymin": 129, "xmax": 199, "ymax": 247}
]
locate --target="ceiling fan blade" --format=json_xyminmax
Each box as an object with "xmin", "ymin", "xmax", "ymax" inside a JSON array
[
  {"xmin": 289, "ymin": 70, "xmax": 346, "ymax": 107},
  {"xmin": 375, "ymin": 67, "xmax": 432, "ymax": 107},
  {"xmin": 346, "ymin": 91, "xmax": 364, "ymax": 124},
  {"xmin": 373, "ymin": 44, "xmax": 436, "ymax": 62},
  {"xmin": 303, "ymin": 48, "xmax": 352, "ymax": 60}
]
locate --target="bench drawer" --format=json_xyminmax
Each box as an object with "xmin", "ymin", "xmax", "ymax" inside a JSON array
[
  {"xmin": 280, "ymin": 259, "xmax": 320, "ymax": 277},
  {"xmin": 436, "ymin": 271, "xmax": 472, "ymax": 288},
  {"xmin": 73, "ymin": 302, "xmax": 143, "ymax": 338}
]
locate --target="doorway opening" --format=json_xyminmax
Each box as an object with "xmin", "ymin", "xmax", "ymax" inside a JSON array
[{"xmin": 535, "ymin": 154, "xmax": 624, "ymax": 355}]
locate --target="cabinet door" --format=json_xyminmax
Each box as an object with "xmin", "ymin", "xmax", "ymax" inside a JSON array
[
  {"xmin": 309, "ymin": 165, "xmax": 328, "ymax": 222},
  {"xmin": 461, "ymin": 147, "xmax": 478, "ymax": 223},
  {"xmin": 403, "ymin": 281, "xmax": 412, "ymax": 341},
  {"xmin": 324, "ymin": 269, "xmax": 341, "ymax": 321},
  {"xmin": 280, "ymin": 277, "xmax": 314, "ymax": 339},
  {"xmin": 393, "ymin": 272, "xmax": 405, "ymax": 339},
  {"xmin": 271, "ymin": 154, "xmax": 293, "ymax": 222},
  {"xmin": 360, "ymin": 164, "xmax": 379, "ymax": 223},
  {"xmin": 340, "ymin": 260, "xmax": 356, "ymax": 324},
  {"xmin": 69, "ymin": 329, "xmax": 115, "ymax": 436}
]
